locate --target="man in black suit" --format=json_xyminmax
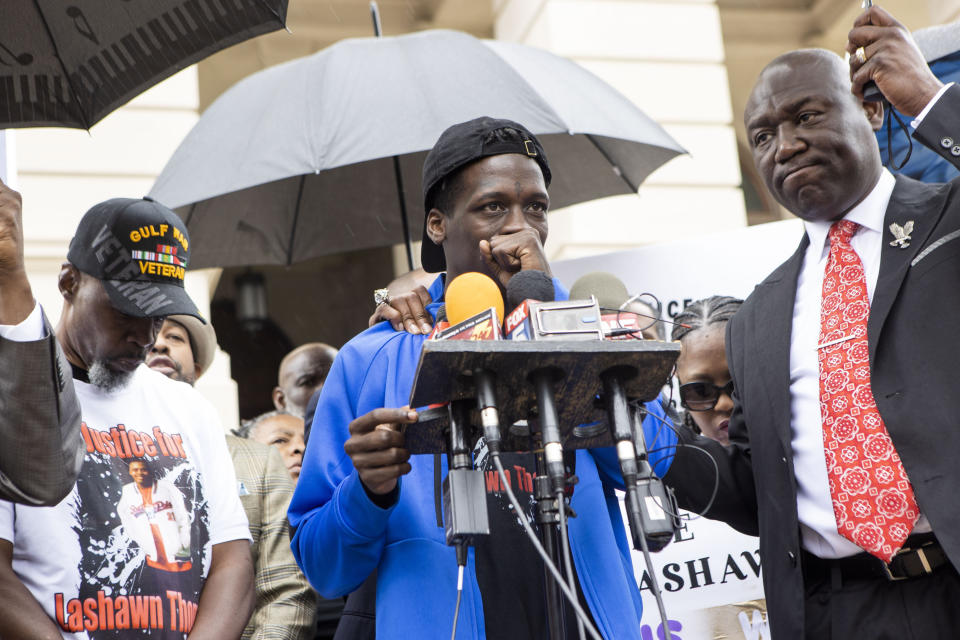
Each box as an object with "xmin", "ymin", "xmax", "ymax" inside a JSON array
[{"xmin": 664, "ymin": 7, "xmax": 960, "ymax": 639}]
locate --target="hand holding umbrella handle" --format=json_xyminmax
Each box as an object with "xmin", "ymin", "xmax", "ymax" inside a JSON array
[{"xmin": 847, "ymin": 3, "xmax": 944, "ymax": 114}]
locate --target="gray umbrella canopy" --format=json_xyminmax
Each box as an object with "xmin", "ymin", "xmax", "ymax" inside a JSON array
[{"xmin": 149, "ymin": 29, "xmax": 684, "ymax": 270}]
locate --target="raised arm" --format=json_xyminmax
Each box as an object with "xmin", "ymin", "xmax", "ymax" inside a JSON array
[
  {"xmin": 0, "ymin": 177, "xmax": 83, "ymax": 506},
  {"xmin": 846, "ymin": 5, "xmax": 960, "ymax": 171}
]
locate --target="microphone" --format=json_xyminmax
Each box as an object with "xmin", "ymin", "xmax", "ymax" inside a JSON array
[
  {"xmin": 446, "ymin": 271, "xmax": 504, "ymax": 325},
  {"xmin": 433, "ymin": 272, "xmax": 503, "ymax": 341},
  {"xmin": 859, "ymin": 0, "xmax": 882, "ymax": 102},
  {"xmin": 504, "ymin": 270, "xmax": 603, "ymax": 342},
  {"xmin": 506, "ymin": 269, "xmax": 555, "ymax": 309},
  {"xmin": 568, "ymin": 271, "xmax": 678, "ymax": 551},
  {"xmin": 571, "ymin": 271, "xmax": 647, "ymax": 340},
  {"xmin": 569, "ymin": 271, "xmax": 627, "ymax": 308},
  {"xmin": 503, "ymin": 271, "xmax": 573, "ymax": 494},
  {"xmin": 440, "ymin": 273, "xmax": 506, "ymax": 456}
]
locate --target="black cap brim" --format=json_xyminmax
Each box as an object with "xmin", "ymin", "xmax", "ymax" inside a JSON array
[{"xmin": 102, "ymin": 279, "xmax": 204, "ymax": 321}]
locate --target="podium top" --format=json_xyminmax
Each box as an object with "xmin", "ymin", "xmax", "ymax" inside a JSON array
[{"xmin": 405, "ymin": 340, "xmax": 680, "ymax": 454}]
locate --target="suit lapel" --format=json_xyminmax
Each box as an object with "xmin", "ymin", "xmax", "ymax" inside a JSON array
[
  {"xmin": 752, "ymin": 237, "xmax": 807, "ymax": 451},
  {"xmin": 868, "ymin": 176, "xmax": 951, "ymax": 358}
]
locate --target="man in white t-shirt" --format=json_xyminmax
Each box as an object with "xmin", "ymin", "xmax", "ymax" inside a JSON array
[
  {"xmin": 148, "ymin": 315, "xmax": 318, "ymax": 640},
  {"xmin": 0, "ymin": 197, "xmax": 254, "ymax": 639}
]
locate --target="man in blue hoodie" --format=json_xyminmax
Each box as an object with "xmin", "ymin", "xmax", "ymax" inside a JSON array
[{"xmin": 288, "ymin": 117, "xmax": 676, "ymax": 640}]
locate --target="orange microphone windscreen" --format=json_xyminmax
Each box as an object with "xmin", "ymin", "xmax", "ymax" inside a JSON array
[{"xmin": 445, "ymin": 272, "xmax": 505, "ymax": 326}]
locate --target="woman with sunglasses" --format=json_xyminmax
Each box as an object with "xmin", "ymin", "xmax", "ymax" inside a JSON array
[{"xmin": 671, "ymin": 295, "xmax": 743, "ymax": 446}]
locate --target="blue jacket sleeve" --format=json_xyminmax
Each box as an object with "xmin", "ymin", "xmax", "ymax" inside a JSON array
[{"xmin": 287, "ymin": 333, "xmax": 399, "ymax": 598}]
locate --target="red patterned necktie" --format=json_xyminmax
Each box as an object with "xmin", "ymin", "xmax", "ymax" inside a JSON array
[{"xmin": 818, "ymin": 219, "xmax": 919, "ymax": 562}]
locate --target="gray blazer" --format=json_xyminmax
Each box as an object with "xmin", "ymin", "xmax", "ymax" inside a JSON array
[{"xmin": 0, "ymin": 313, "xmax": 82, "ymax": 505}]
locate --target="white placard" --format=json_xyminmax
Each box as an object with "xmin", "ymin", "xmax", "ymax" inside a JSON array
[{"xmin": 552, "ymin": 219, "xmax": 804, "ymax": 325}]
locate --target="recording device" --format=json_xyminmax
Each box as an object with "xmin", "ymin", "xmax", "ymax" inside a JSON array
[{"xmin": 504, "ymin": 270, "xmax": 603, "ymax": 342}]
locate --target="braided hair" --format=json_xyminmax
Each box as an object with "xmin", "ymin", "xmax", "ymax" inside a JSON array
[
  {"xmin": 671, "ymin": 295, "xmax": 743, "ymax": 434},
  {"xmin": 671, "ymin": 295, "xmax": 743, "ymax": 342}
]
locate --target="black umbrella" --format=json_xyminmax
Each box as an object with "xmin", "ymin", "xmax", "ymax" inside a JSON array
[{"xmin": 0, "ymin": 0, "xmax": 287, "ymax": 129}]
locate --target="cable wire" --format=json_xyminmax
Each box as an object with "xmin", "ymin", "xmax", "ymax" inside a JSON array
[
  {"xmin": 634, "ymin": 508, "xmax": 673, "ymax": 640},
  {"xmin": 450, "ymin": 564, "xmax": 464, "ymax": 640},
  {"xmin": 557, "ymin": 488, "xmax": 586, "ymax": 640},
  {"xmin": 627, "ymin": 405, "xmax": 723, "ymax": 523},
  {"xmin": 491, "ymin": 454, "xmax": 604, "ymax": 640}
]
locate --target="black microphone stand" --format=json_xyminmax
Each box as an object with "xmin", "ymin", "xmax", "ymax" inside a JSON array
[
  {"xmin": 408, "ymin": 339, "xmax": 682, "ymax": 640},
  {"xmin": 532, "ymin": 446, "xmax": 567, "ymax": 640},
  {"xmin": 601, "ymin": 368, "xmax": 678, "ymax": 640},
  {"xmin": 531, "ymin": 367, "xmax": 571, "ymax": 640}
]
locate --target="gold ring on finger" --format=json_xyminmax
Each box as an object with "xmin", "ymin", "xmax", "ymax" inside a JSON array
[{"xmin": 855, "ymin": 46, "xmax": 868, "ymax": 65}]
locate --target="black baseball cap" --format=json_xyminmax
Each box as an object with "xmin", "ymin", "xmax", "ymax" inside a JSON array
[
  {"xmin": 67, "ymin": 197, "xmax": 203, "ymax": 321},
  {"xmin": 420, "ymin": 117, "xmax": 551, "ymax": 273}
]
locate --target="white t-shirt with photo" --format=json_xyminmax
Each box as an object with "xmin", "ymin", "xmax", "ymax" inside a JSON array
[{"xmin": 0, "ymin": 365, "xmax": 251, "ymax": 639}]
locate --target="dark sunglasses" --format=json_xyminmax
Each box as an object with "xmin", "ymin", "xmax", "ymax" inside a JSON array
[{"xmin": 679, "ymin": 380, "xmax": 734, "ymax": 411}]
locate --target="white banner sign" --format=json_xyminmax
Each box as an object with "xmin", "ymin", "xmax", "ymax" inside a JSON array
[
  {"xmin": 626, "ymin": 503, "xmax": 769, "ymax": 640},
  {"xmin": 552, "ymin": 219, "xmax": 804, "ymax": 325},
  {"xmin": 555, "ymin": 220, "xmax": 808, "ymax": 639}
]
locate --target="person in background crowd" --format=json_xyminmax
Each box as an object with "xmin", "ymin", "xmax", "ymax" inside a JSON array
[
  {"xmin": 664, "ymin": 7, "xmax": 960, "ymax": 639},
  {"xmin": 0, "ymin": 197, "xmax": 252, "ymax": 639},
  {"xmin": 149, "ymin": 315, "xmax": 317, "ymax": 640},
  {"xmin": 273, "ymin": 343, "xmax": 339, "ymax": 418},
  {"xmin": 146, "ymin": 315, "xmax": 212, "ymax": 385},
  {"xmin": 235, "ymin": 408, "xmax": 342, "ymax": 640},
  {"xmin": 237, "ymin": 411, "xmax": 306, "ymax": 483},
  {"xmin": 670, "ymin": 296, "xmax": 743, "ymax": 446},
  {"xmin": 288, "ymin": 117, "xmax": 676, "ymax": 640},
  {"xmin": 0, "ymin": 177, "xmax": 83, "ymax": 507}
]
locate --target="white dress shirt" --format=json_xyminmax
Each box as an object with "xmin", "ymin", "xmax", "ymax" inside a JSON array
[
  {"xmin": 790, "ymin": 169, "xmax": 930, "ymax": 559},
  {"xmin": 0, "ymin": 302, "xmax": 44, "ymax": 341}
]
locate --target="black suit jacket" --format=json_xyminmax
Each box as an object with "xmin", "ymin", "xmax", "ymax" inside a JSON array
[{"xmin": 665, "ymin": 85, "xmax": 960, "ymax": 640}]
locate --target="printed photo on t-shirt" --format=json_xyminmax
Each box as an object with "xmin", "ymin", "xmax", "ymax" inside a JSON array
[{"xmin": 50, "ymin": 422, "xmax": 213, "ymax": 638}]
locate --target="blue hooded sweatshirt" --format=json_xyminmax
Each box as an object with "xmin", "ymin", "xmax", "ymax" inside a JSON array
[{"xmin": 289, "ymin": 275, "xmax": 677, "ymax": 640}]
